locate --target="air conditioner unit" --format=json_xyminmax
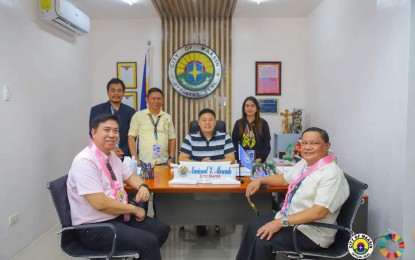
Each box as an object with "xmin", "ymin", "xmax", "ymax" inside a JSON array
[{"xmin": 39, "ymin": 0, "xmax": 90, "ymax": 36}]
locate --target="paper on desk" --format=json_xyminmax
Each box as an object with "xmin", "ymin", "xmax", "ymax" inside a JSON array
[{"xmin": 234, "ymin": 167, "xmax": 252, "ymax": 177}]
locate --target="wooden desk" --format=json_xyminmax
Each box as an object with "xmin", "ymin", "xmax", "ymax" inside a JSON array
[
  {"xmin": 127, "ymin": 166, "xmax": 368, "ymax": 231},
  {"xmin": 128, "ymin": 166, "xmax": 284, "ymax": 225},
  {"xmin": 141, "ymin": 166, "xmax": 287, "ymax": 193}
]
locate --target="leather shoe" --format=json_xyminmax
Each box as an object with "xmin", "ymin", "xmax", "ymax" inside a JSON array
[{"xmin": 196, "ymin": 225, "xmax": 207, "ymax": 236}]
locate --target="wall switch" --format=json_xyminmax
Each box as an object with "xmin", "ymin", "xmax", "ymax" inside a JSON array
[
  {"xmin": 3, "ymin": 85, "xmax": 11, "ymax": 101},
  {"xmin": 9, "ymin": 213, "xmax": 18, "ymax": 226}
]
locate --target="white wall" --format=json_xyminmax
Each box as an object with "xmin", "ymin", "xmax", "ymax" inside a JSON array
[
  {"xmin": 89, "ymin": 19, "xmax": 162, "ymax": 107},
  {"xmin": 307, "ymin": 0, "xmax": 412, "ymax": 258},
  {"xmin": 232, "ymin": 18, "xmax": 307, "ymax": 158},
  {"xmin": 3, "ymin": 0, "xmax": 414, "ymax": 258},
  {"xmin": 0, "ymin": 1, "xmax": 91, "ymax": 259},
  {"xmin": 404, "ymin": 0, "xmax": 415, "ymax": 257}
]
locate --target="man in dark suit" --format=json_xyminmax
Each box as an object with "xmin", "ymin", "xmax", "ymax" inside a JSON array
[{"xmin": 89, "ymin": 78, "xmax": 135, "ymax": 159}]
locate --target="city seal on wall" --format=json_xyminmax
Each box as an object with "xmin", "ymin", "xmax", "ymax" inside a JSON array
[{"xmin": 168, "ymin": 44, "xmax": 222, "ymax": 98}]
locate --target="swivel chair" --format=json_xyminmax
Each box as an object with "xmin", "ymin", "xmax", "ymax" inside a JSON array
[
  {"xmin": 189, "ymin": 120, "xmax": 227, "ymax": 133},
  {"xmin": 274, "ymin": 173, "xmax": 368, "ymax": 259},
  {"xmin": 47, "ymin": 175, "xmax": 139, "ymax": 259}
]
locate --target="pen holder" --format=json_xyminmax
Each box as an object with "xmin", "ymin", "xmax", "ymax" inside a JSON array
[{"xmin": 141, "ymin": 161, "xmax": 154, "ymax": 179}]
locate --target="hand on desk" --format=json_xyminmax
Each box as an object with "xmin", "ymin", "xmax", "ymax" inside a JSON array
[{"xmin": 246, "ymin": 179, "xmax": 261, "ymax": 197}]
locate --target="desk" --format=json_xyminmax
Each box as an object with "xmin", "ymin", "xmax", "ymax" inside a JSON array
[{"xmin": 127, "ymin": 166, "xmax": 368, "ymax": 232}]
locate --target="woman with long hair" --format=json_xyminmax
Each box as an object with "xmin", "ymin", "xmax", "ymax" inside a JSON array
[{"xmin": 232, "ymin": 96, "xmax": 271, "ymax": 163}]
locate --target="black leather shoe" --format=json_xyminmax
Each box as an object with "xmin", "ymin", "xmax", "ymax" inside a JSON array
[{"xmin": 196, "ymin": 225, "xmax": 207, "ymax": 236}]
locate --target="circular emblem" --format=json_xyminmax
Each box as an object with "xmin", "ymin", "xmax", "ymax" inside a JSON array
[
  {"xmin": 348, "ymin": 233, "xmax": 374, "ymax": 259},
  {"xmin": 169, "ymin": 44, "xmax": 222, "ymax": 98},
  {"xmin": 379, "ymin": 233, "xmax": 405, "ymax": 258},
  {"xmin": 178, "ymin": 166, "xmax": 189, "ymax": 177},
  {"xmin": 117, "ymin": 190, "xmax": 127, "ymax": 203}
]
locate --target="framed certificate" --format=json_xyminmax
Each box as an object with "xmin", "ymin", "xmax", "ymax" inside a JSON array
[
  {"xmin": 117, "ymin": 62, "xmax": 137, "ymax": 89},
  {"xmin": 122, "ymin": 92, "xmax": 137, "ymax": 110},
  {"xmin": 256, "ymin": 62, "xmax": 281, "ymax": 95}
]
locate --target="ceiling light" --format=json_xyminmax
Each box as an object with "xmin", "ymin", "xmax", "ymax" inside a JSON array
[
  {"xmin": 123, "ymin": 0, "xmax": 137, "ymax": 5},
  {"xmin": 256, "ymin": 0, "xmax": 264, "ymax": 4}
]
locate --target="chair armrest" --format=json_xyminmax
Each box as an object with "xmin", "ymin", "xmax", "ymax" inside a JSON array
[
  {"xmin": 296, "ymin": 222, "xmax": 353, "ymax": 233},
  {"xmin": 58, "ymin": 223, "xmax": 118, "ymax": 260},
  {"xmin": 291, "ymin": 222, "xmax": 353, "ymax": 259}
]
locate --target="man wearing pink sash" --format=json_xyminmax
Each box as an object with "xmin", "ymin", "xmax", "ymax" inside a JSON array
[
  {"xmin": 236, "ymin": 127, "xmax": 350, "ymax": 260},
  {"xmin": 67, "ymin": 114, "xmax": 169, "ymax": 260}
]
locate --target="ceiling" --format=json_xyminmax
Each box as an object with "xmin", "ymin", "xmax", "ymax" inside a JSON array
[{"xmin": 70, "ymin": 0, "xmax": 323, "ymax": 20}]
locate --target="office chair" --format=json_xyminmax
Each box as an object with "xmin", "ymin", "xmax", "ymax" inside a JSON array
[
  {"xmin": 274, "ymin": 173, "xmax": 368, "ymax": 259},
  {"xmin": 189, "ymin": 120, "xmax": 226, "ymax": 133},
  {"xmin": 182, "ymin": 120, "xmax": 227, "ymax": 235},
  {"xmin": 46, "ymin": 175, "xmax": 139, "ymax": 259}
]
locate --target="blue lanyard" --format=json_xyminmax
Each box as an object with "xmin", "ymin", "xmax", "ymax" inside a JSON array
[
  {"xmin": 284, "ymin": 166, "xmax": 306, "ymax": 217},
  {"xmin": 110, "ymin": 106, "xmax": 117, "ymax": 115},
  {"xmin": 148, "ymin": 114, "xmax": 161, "ymax": 140}
]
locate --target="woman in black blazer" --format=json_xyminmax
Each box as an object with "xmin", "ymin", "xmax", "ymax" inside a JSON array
[{"xmin": 232, "ymin": 96, "xmax": 271, "ymax": 163}]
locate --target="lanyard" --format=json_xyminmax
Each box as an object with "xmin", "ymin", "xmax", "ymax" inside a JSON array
[
  {"xmin": 245, "ymin": 123, "xmax": 255, "ymax": 149},
  {"xmin": 88, "ymin": 141, "xmax": 130, "ymax": 221},
  {"xmin": 110, "ymin": 106, "xmax": 117, "ymax": 115},
  {"xmin": 148, "ymin": 114, "xmax": 161, "ymax": 140},
  {"xmin": 279, "ymin": 153, "xmax": 335, "ymax": 217}
]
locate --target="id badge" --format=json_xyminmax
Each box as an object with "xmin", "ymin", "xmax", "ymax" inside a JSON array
[
  {"xmin": 153, "ymin": 144, "xmax": 161, "ymax": 158},
  {"xmin": 246, "ymin": 150, "xmax": 255, "ymax": 162}
]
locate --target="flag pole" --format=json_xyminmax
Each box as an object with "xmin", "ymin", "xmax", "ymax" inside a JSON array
[{"xmin": 238, "ymin": 142, "xmax": 244, "ymax": 184}]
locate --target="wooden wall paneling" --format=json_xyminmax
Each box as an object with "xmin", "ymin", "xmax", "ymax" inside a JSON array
[{"xmin": 152, "ymin": 0, "xmax": 237, "ymax": 157}]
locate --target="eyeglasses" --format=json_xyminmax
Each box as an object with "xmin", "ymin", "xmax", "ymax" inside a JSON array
[{"xmin": 247, "ymin": 196, "xmax": 259, "ymax": 217}]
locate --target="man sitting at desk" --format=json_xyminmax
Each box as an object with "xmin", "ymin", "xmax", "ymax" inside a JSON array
[
  {"xmin": 179, "ymin": 108, "xmax": 235, "ymax": 163},
  {"xmin": 67, "ymin": 114, "xmax": 169, "ymax": 260},
  {"xmin": 179, "ymin": 108, "xmax": 236, "ymax": 236},
  {"xmin": 236, "ymin": 127, "xmax": 349, "ymax": 260}
]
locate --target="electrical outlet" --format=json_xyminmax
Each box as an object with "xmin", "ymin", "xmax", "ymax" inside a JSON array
[
  {"xmin": 8, "ymin": 213, "xmax": 18, "ymax": 226},
  {"xmin": 3, "ymin": 85, "xmax": 11, "ymax": 101}
]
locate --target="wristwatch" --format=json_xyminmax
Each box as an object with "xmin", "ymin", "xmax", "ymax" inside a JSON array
[
  {"xmin": 138, "ymin": 183, "xmax": 149, "ymax": 191},
  {"xmin": 169, "ymin": 156, "xmax": 176, "ymax": 161},
  {"xmin": 282, "ymin": 217, "xmax": 289, "ymax": 227}
]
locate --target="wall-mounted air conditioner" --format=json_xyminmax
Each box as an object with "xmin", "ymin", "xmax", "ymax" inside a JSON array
[{"xmin": 39, "ymin": 0, "xmax": 90, "ymax": 36}]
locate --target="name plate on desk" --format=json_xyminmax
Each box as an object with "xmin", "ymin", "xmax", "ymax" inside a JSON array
[{"xmin": 169, "ymin": 161, "xmax": 240, "ymax": 185}]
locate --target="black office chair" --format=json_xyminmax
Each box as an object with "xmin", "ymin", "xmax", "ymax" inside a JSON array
[
  {"xmin": 46, "ymin": 175, "xmax": 139, "ymax": 259},
  {"xmin": 274, "ymin": 173, "xmax": 368, "ymax": 259},
  {"xmin": 189, "ymin": 120, "xmax": 226, "ymax": 133}
]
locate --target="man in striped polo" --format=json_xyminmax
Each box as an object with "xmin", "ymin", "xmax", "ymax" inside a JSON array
[
  {"xmin": 179, "ymin": 108, "xmax": 235, "ymax": 163},
  {"xmin": 178, "ymin": 108, "xmax": 236, "ymax": 236}
]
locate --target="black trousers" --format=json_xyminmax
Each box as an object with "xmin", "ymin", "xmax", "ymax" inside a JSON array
[
  {"xmin": 75, "ymin": 215, "xmax": 169, "ymax": 260},
  {"xmin": 236, "ymin": 215, "xmax": 321, "ymax": 260}
]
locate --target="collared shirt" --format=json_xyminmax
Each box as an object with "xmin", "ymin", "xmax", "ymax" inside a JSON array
[
  {"xmin": 67, "ymin": 143, "xmax": 132, "ymax": 225},
  {"xmin": 128, "ymin": 108, "xmax": 176, "ymax": 164},
  {"xmin": 180, "ymin": 131, "xmax": 235, "ymax": 161},
  {"xmin": 275, "ymin": 159, "xmax": 350, "ymax": 248}
]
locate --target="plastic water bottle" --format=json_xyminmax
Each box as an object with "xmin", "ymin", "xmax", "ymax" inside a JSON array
[{"xmin": 130, "ymin": 156, "xmax": 138, "ymax": 175}]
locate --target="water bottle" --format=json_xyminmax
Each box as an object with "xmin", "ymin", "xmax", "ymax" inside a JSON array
[{"xmin": 130, "ymin": 156, "xmax": 138, "ymax": 175}]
